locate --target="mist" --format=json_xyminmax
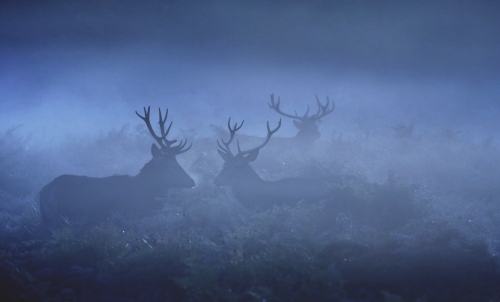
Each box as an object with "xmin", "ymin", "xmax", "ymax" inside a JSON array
[
  {"xmin": 1, "ymin": 0, "xmax": 500, "ymax": 300},
  {"xmin": 2, "ymin": 0, "xmax": 499, "ymax": 142}
]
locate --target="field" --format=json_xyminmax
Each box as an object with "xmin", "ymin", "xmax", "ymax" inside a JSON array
[{"xmin": 1, "ymin": 123, "xmax": 499, "ymax": 301}]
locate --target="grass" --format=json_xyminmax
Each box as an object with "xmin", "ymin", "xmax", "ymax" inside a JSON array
[{"xmin": 1, "ymin": 124, "xmax": 500, "ymax": 301}]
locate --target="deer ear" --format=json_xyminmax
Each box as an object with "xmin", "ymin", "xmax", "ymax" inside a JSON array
[
  {"xmin": 243, "ymin": 149, "xmax": 259, "ymax": 162},
  {"xmin": 151, "ymin": 144, "xmax": 161, "ymax": 157},
  {"xmin": 293, "ymin": 120, "xmax": 303, "ymax": 129},
  {"xmin": 217, "ymin": 150, "xmax": 232, "ymax": 162}
]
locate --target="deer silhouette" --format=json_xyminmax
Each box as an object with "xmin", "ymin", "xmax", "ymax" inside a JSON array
[
  {"xmin": 39, "ymin": 107, "xmax": 195, "ymax": 228},
  {"xmin": 268, "ymin": 94, "xmax": 334, "ymax": 143},
  {"xmin": 213, "ymin": 118, "xmax": 345, "ymax": 210}
]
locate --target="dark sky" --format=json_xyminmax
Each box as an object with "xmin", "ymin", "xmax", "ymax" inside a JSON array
[{"xmin": 1, "ymin": 0, "xmax": 499, "ymax": 143}]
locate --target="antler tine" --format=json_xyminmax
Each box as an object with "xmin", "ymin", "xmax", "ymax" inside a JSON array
[
  {"xmin": 238, "ymin": 119, "xmax": 281, "ymax": 156},
  {"xmin": 158, "ymin": 108, "xmax": 177, "ymax": 147},
  {"xmin": 217, "ymin": 139, "xmax": 228, "ymax": 153},
  {"xmin": 218, "ymin": 117, "xmax": 244, "ymax": 156},
  {"xmin": 311, "ymin": 95, "xmax": 335, "ymax": 119},
  {"xmin": 237, "ymin": 138, "xmax": 242, "ymax": 154},
  {"xmin": 268, "ymin": 94, "xmax": 281, "ymax": 110},
  {"xmin": 176, "ymin": 142, "xmax": 193, "ymax": 154},
  {"xmin": 269, "ymin": 94, "xmax": 304, "ymax": 120},
  {"xmin": 136, "ymin": 106, "xmax": 168, "ymax": 149},
  {"xmin": 312, "ymin": 101, "xmax": 322, "ymax": 117},
  {"xmin": 302, "ymin": 105, "xmax": 310, "ymax": 118},
  {"xmin": 169, "ymin": 139, "xmax": 192, "ymax": 154}
]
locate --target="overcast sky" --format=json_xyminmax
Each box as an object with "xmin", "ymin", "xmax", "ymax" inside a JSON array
[{"xmin": 1, "ymin": 0, "xmax": 499, "ymax": 143}]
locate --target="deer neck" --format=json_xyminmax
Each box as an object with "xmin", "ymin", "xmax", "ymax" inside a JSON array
[
  {"xmin": 134, "ymin": 170, "xmax": 169, "ymax": 195},
  {"xmin": 233, "ymin": 166, "xmax": 265, "ymax": 189}
]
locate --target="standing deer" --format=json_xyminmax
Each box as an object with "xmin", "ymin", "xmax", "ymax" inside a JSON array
[
  {"xmin": 268, "ymin": 94, "xmax": 335, "ymax": 143},
  {"xmin": 214, "ymin": 118, "xmax": 345, "ymax": 210},
  {"xmin": 39, "ymin": 107, "xmax": 195, "ymax": 228}
]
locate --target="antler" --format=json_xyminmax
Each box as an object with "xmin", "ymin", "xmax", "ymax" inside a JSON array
[
  {"xmin": 237, "ymin": 119, "xmax": 281, "ymax": 156},
  {"xmin": 136, "ymin": 106, "xmax": 192, "ymax": 155},
  {"xmin": 310, "ymin": 95, "xmax": 335, "ymax": 120},
  {"xmin": 158, "ymin": 108, "xmax": 192, "ymax": 154},
  {"xmin": 268, "ymin": 94, "xmax": 335, "ymax": 121},
  {"xmin": 157, "ymin": 108, "xmax": 176, "ymax": 147},
  {"xmin": 136, "ymin": 106, "xmax": 168, "ymax": 149},
  {"xmin": 217, "ymin": 117, "xmax": 244, "ymax": 157},
  {"xmin": 268, "ymin": 94, "xmax": 303, "ymax": 120}
]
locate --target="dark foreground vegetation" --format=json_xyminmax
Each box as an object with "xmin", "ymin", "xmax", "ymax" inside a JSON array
[{"xmin": 1, "ymin": 124, "xmax": 500, "ymax": 301}]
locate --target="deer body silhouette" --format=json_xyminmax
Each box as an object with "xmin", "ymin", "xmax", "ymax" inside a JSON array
[
  {"xmin": 213, "ymin": 118, "xmax": 338, "ymax": 210},
  {"xmin": 39, "ymin": 107, "xmax": 195, "ymax": 228}
]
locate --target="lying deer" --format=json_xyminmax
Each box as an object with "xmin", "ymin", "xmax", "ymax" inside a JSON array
[
  {"xmin": 39, "ymin": 107, "xmax": 195, "ymax": 228},
  {"xmin": 268, "ymin": 94, "xmax": 334, "ymax": 143},
  {"xmin": 213, "ymin": 118, "xmax": 347, "ymax": 210}
]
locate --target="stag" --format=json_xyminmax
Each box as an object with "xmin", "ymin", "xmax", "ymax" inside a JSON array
[
  {"xmin": 213, "ymin": 118, "xmax": 346, "ymax": 210},
  {"xmin": 39, "ymin": 107, "xmax": 195, "ymax": 229},
  {"xmin": 268, "ymin": 94, "xmax": 334, "ymax": 143}
]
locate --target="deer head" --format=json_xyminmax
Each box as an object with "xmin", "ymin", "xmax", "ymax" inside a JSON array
[
  {"xmin": 268, "ymin": 94, "xmax": 334, "ymax": 141},
  {"xmin": 136, "ymin": 106, "xmax": 195, "ymax": 188},
  {"xmin": 213, "ymin": 118, "xmax": 281, "ymax": 186}
]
